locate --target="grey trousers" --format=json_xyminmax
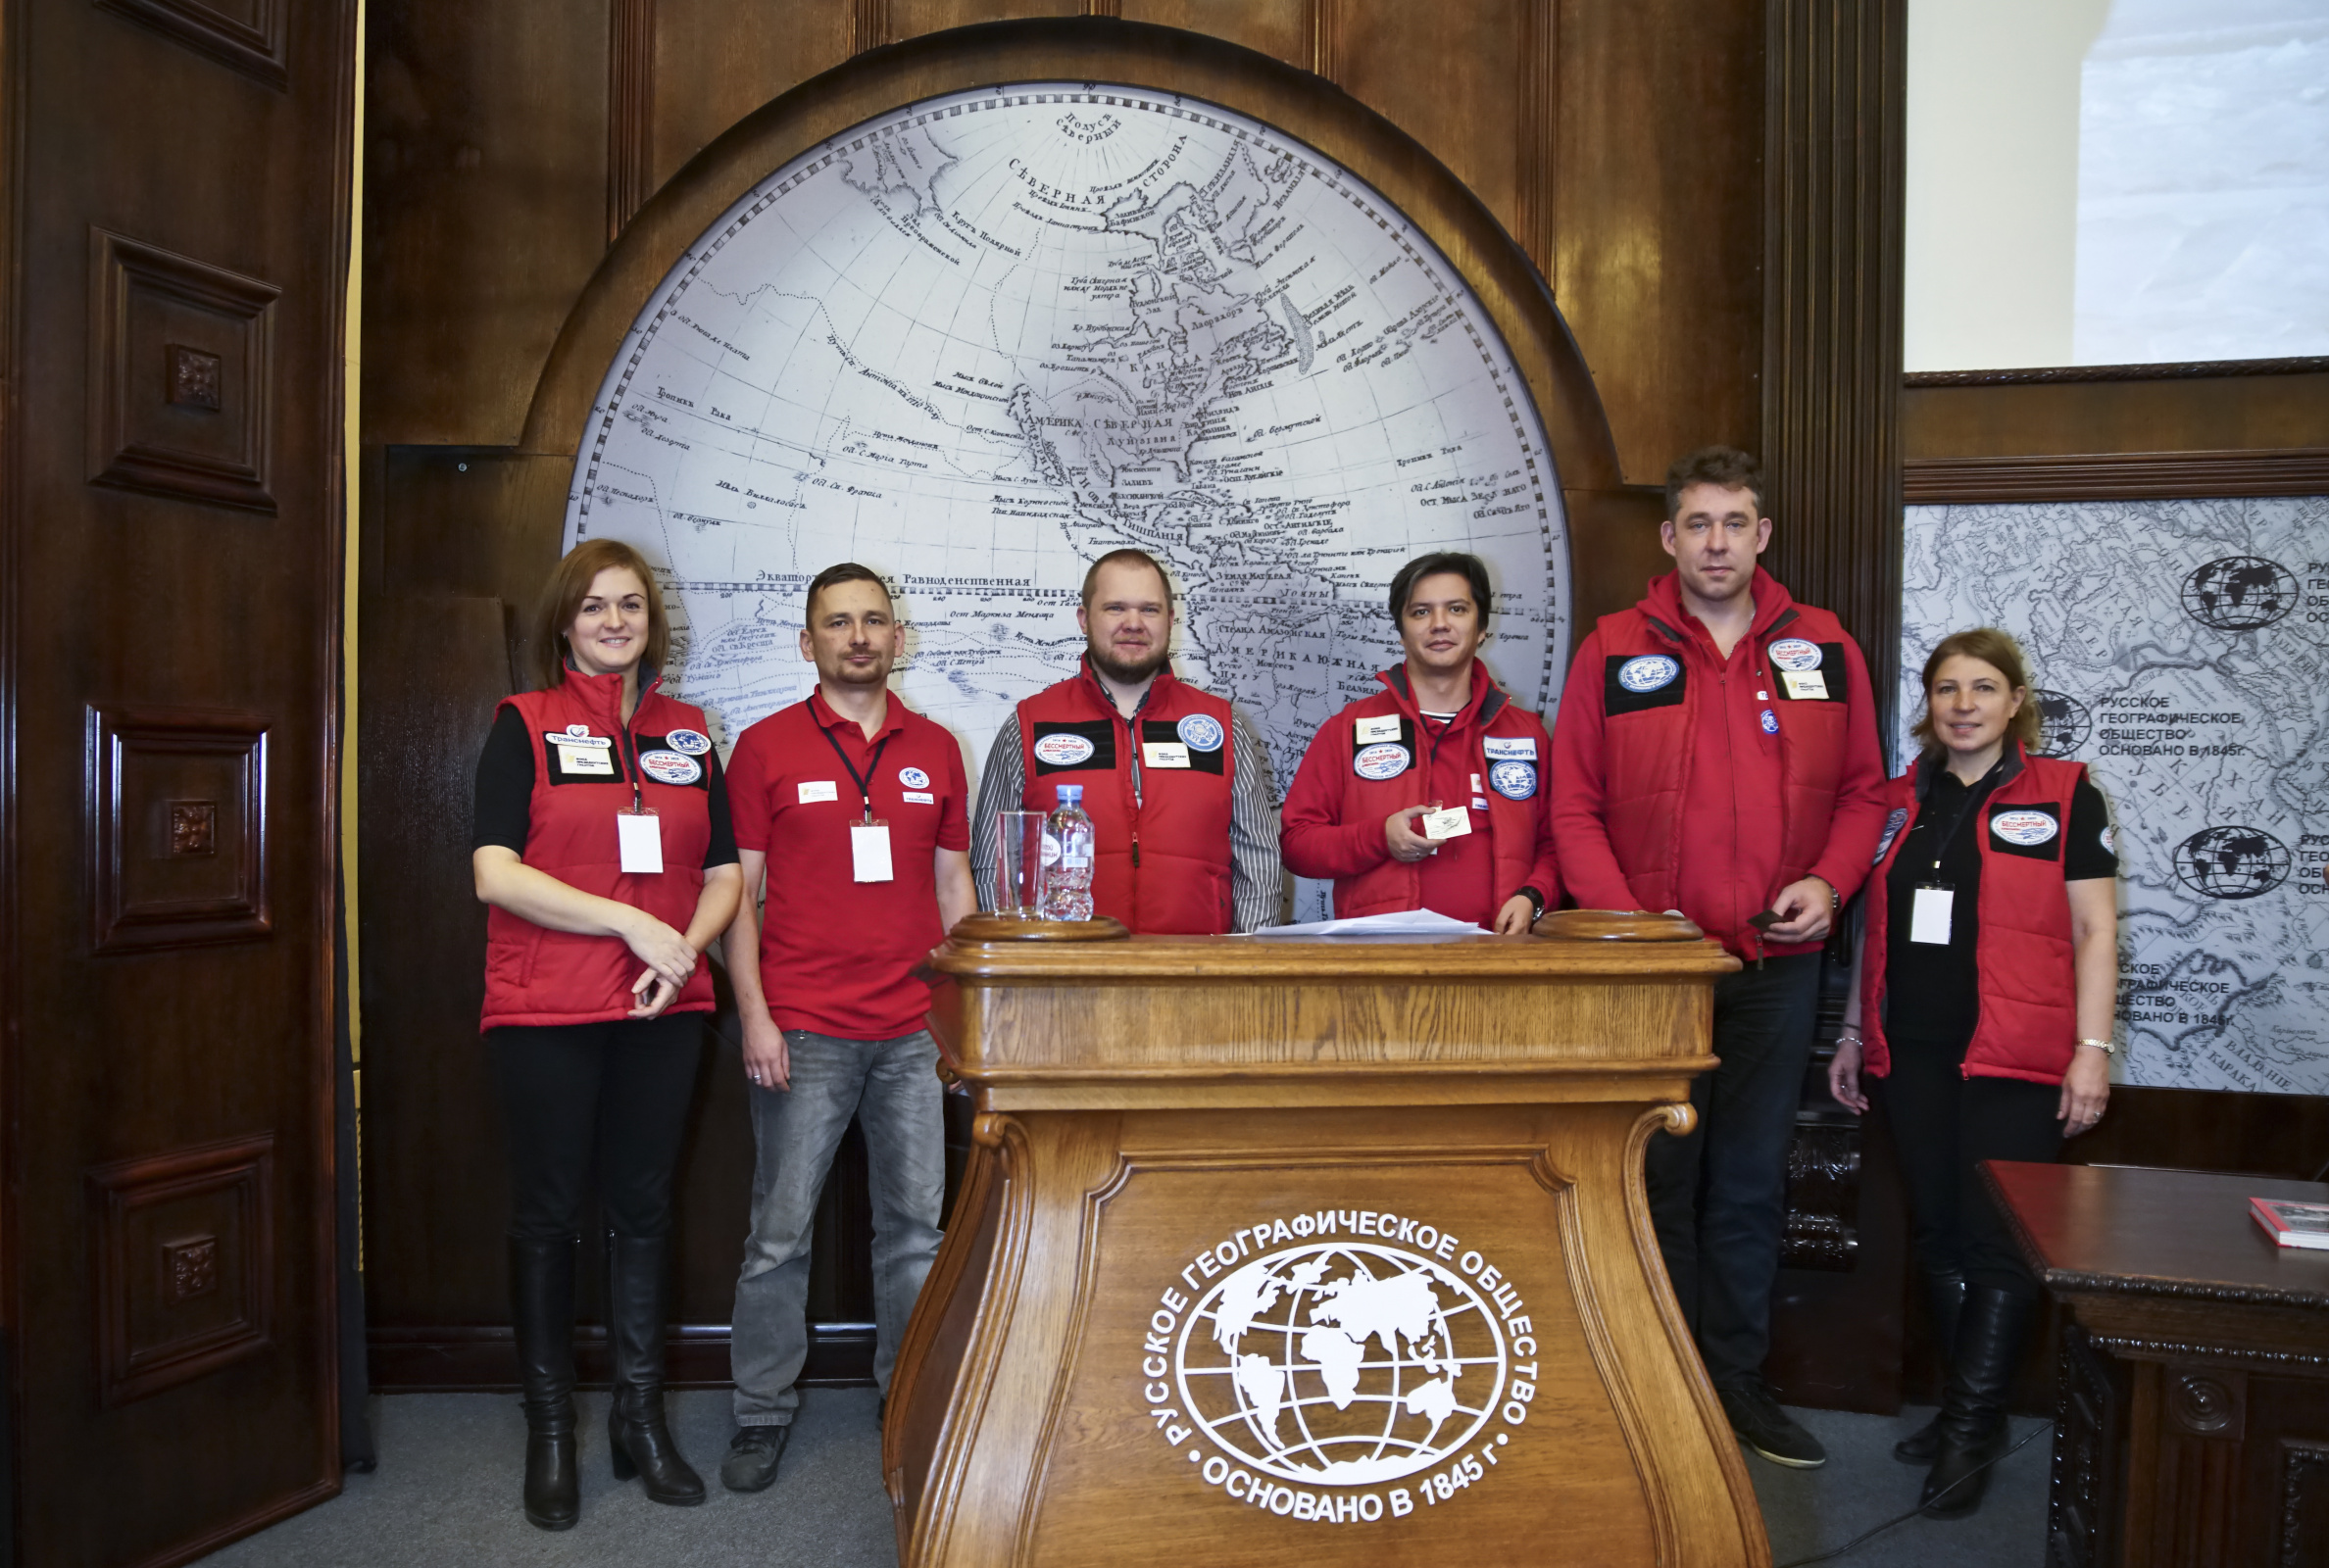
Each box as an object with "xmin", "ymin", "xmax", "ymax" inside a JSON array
[{"xmin": 729, "ymin": 1027, "xmax": 945, "ymax": 1428}]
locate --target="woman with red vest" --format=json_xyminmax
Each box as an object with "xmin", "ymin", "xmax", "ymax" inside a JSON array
[
  {"xmin": 1828, "ymin": 627, "xmax": 2116, "ymax": 1520},
  {"xmin": 471, "ymin": 539, "xmax": 743, "ymax": 1529},
  {"xmin": 1282, "ymin": 553, "xmax": 1558, "ymax": 931}
]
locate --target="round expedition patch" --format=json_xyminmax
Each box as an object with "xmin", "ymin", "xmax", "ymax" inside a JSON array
[
  {"xmin": 1992, "ymin": 809, "xmax": 2058, "ymax": 847},
  {"xmin": 638, "ymin": 750, "xmax": 702, "ymax": 786},
  {"xmin": 2101, "ymin": 824, "xmax": 2116, "ymax": 855},
  {"xmin": 1759, "ymin": 709, "xmax": 1780, "ymax": 735},
  {"xmin": 1768, "ymin": 638, "xmax": 1823, "ymax": 672},
  {"xmin": 1353, "ymin": 743, "xmax": 1412, "ymax": 781},
  {"xmin": 1488, "ymin": 760, "xmax": 1538, "ymax": 800},
  {"xmin": 898, "ymin": 765, "xmax": 931, "ymax": 790},
  {"xmin": 1176, "ymin": 712, "xmax": 1225, "ymax": 753},
  {"xmin": 1618, "ymin": 655, "xmax": 1680, "ymax": 693},
  {"xmin": 1033, "ymin": 733, "xmax": 1096, "ymax": 767},
  {"xmin": 666, "ymin": 728, "xmax": 714, "ymax": 756},
  {"xmin": 1874, "ymin": 807, "xmax": 1909, "ymax": 864}
]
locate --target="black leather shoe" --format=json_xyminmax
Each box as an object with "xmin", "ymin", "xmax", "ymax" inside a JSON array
[
  {"xmin": 1921, "ymin": 1285, "xmax": 2033, "ymax": 1518},
  {"xmin": 1895, "ymin": 1268, "xmax": 1964, "ymax": 1465},
  {"xmin": 606, "ymin": 1231, "xmax": 705, "ymax": 1505},
  {"xmin": 510, "ymin": 1236, "xmax": 580, "ymax": 1531},
  {"xmin": 719, "ymin": 1423, "xmax": 789, "ymax": 1493},
  {"xmin": 1719, "ymin": 1381, "xmax": 1827, "ymax": 1468}
]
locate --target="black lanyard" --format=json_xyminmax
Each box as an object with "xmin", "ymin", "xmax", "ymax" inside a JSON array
[
  {"xmin": 820, "ymin": 723, "xmax": 891, "ymax": 824},
  {"xmin": 1917, "ymin": 769, "xmax": 1997, "ymax": 878}
]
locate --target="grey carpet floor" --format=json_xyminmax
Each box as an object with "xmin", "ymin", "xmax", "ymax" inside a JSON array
[{"xmin": 197, "ymin": 1394, "xmax": 2051, "ymax": 1566}]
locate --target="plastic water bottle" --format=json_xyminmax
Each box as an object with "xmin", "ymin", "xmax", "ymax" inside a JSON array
[{"xmin": 1041, "ymin": 784, "xmax": 1095, "ymax": 921}]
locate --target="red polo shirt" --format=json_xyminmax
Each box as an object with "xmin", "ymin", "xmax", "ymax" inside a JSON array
[{"xmin": 725, "ymin": 689, "xmax": 968, "ymax": 1041}]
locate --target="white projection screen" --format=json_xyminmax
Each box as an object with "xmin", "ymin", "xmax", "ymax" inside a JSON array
[{"xmin": 1905, "ymin": 0, "xmax": 2329, "ymax": 371}]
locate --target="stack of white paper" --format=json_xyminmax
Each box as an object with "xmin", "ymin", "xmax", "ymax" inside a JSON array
[{"xmin": 1243, "ymin": 909, "xmax": 1492, "ymax": 939}]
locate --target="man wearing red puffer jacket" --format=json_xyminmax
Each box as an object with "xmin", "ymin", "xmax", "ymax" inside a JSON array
[
  {"xmin": 1283, "ymin": 552, "xmax": 1558, "ymax": 935},
  {"xmin": 1552, "ymin": 446, "xmax": 1889, "ymax": 1470}
]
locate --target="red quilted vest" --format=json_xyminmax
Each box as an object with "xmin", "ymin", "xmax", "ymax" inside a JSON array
[
  {"xmin": 1016, "ymin": 662, "xmax": 1236, "ymax": 935},
  {"xmin": 479, "ymin": 666, "xmax": 718, "ymax": 1030},
  {"xmin": 1860, "ymin": 746, "xmax": 2086, "ymax": 1085}
]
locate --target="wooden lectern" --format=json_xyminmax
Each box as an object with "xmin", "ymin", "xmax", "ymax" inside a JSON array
[{"xmin": 883, "ymin": 915, "xmax": 1768, "ymax": 1567}]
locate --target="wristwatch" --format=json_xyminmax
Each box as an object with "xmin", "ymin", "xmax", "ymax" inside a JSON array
[
  {"xmin": 2076, "ymin": 1037, "xmax": 2117, "ymax": 1055},
  {"xmin": 1517, "ymin": 885, "xmax": 1548, "ymax": 922}
]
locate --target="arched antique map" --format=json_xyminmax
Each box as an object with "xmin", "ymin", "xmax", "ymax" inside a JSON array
[{"xmin": 563, "ymin": 83, "xmax": 1569, "ymax": 837}]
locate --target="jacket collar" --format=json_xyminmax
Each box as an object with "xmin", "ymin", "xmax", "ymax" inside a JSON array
[
  {"xmin": 1637, "ymin": 568, "xmax": 1800, "ymax": 650},
  {"xmin": 1376, "ymin": 662, "xmax": 1507, "ymax": 727},
  {"xmin": 559, "ymin": 661, "xmax": 660, "ymax": 731},
  {"xmin": 1912, "ymin": 739, "xmax": 2026, "ymax": 802},
  {"xmin": 809, "ymin": 684, "xmax": 907, "ymax": 741}
]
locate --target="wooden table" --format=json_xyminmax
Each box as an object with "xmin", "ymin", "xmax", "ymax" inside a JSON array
[
  {"xmin": 883, "ymin": 916, "xmax": 1768, "ymax": 1567},
  {"xmin": 1982, "ymin": 1160, "xmax": 2329, "ymax": 1568}
]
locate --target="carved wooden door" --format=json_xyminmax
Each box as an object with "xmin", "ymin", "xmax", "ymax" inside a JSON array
[{"xmin": 0, "ymin": 1, "xmax": 357, "ymax": 1563}]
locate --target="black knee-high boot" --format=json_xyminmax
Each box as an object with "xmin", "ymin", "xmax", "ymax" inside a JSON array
[
  {"xmin": 510, "ymin": 1236, "xmax": 580, "ymax": 1530},
  {"xmin": 605, "ymin": 1231, "xmax": 705, "ymax": 1505},
  {"xmin": 1920, "ymin": 1285, "xmax": 2033, "ymax": 1517},
  {"xmin": 1894, "ymin": 1268, "xmax": 1965, "ymax": 1464}
]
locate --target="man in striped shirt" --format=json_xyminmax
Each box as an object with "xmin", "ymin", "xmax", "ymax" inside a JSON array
[{"xmin": 971, "ymin": 549, "xmax": 1282, "ymax": 933}]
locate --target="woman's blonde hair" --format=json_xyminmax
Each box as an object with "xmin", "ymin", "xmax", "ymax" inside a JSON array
[
  {"xmin": 528, "ymin": 539, "xmax": 669, "ymax": 690},
  {"xmin": 1909, "ymin": 627, "xmax": 2042, "ymax": 755}
]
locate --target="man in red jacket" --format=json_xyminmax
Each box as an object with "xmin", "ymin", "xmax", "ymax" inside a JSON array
[
  {"xmin": 971, "ymin": 549, "xmax": 1281, "ymax": 933},
  {"xmin": 1552, "ymin": 447, "xmax": 1888, "ymax": 1468},
  {"xmin": 1283, "ymin": 552, "xmax": 1558, "ymax": 932}
]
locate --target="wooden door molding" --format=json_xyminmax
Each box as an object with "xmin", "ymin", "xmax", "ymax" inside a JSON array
[
  {"xmin": 84, "ymin": 705, "xmax": 272, "ymax": 953},
  {"xmin": 1902, "ymin": 449, "xmax": 2329, "ymax": 505},
  {"xmin": 94, "ymin": 0, "xmax": 291, "ymax": 92},
  {"xmin": 1760, "ymin": 0, "xmax": 1908, "ymax": 728},
  {"xmin": 517, "ymin": 15, "xmax": 1622, "ymax": 514}
]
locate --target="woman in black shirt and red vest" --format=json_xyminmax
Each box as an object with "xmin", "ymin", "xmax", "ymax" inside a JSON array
[
  {"xmin": 471, "ymin": 539, "xmax": 742, "ymax": 1529},
  {"xmin": 1829, "ymin": 627, "xmax": 2116, "ymax": 1519}
]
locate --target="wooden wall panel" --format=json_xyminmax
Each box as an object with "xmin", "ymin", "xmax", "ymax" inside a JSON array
[
  {"xmin": 1332, "ymin": 0, "xmax": 1524, "ymax": 252},
  {"xmin": 887, "ymin": 0, "xmax": 1078, "ymax": 47},
  {"xmin": 1117, "ymin": 0, "xmax": 1308, "ymax": 70},
  {"xmin": 1903, "ymin": 372, "xmax": 2329, "ymax": 464},
  {"xmin": 650, "ymin": 0, "xmax": 851, "ymax": 193},
  {"xmin": 1555, "ymin": 0, "xmax": 1766, "ymax": 487},
  {"xmin": 364, "ymin": 2, "xmax": 611, "ymax": 446}
]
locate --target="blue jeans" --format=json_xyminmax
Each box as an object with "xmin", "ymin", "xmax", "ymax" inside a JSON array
[
  {"xmin": 1645, "ymin": 954, "xmax": 1820, "ymax": 1390},
  {"xmin": 729, "ymin": 1028, "xmax": 944, "ymax": 1427}
]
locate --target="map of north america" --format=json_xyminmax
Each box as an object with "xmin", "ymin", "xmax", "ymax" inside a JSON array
[
  {"xmin": 1901, "ymin": 497, "xmax": 2329, "ymax": 1095},
  {"xmin": 564, "ymin": 84, "xmax": 1569, "ymax": 856}
]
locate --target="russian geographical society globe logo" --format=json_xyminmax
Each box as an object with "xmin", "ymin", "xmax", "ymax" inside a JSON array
[
  {"xmin": 2173, "ymin": 826, "xmax": 2291, "ymax": 901},
  {"xmin": 2180, "ymin": 557, "xmax": 2297, "ymax": 632},
  {"xmin": 1141, "ymin": 1210, "xmax": 1541, "ymax": 1523},
  {"xmin": 2030, "ymin": 689, "xmax": 2089, "ymax": 757}
]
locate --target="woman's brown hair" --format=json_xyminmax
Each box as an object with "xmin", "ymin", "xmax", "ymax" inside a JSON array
[
  {"xmin": 528, "ymin": 539, "xmax": 670, "ymax": 690},
  {"xmin": 1909, "ymin": 626, "xmax": 2043, "ymax": 756}
]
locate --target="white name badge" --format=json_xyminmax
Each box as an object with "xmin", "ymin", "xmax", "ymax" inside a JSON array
[
  {"xmin": 797, "ymin": 780, "xmax": 839, "ymax": 805},
  {"xmin": 1141, "ymin": 741, "xmax": 1191, "ymax": 769},
  {"xmin": 1482, "ymin": 737, "xmax": 1537, "ymax": 761},
  {"xmin": 1419, "ymin": 806, "xmax": 1472, "ymax": 842},
  {"xmin": 1356, "ymin": 715, "xmax": 1404, "ymax": 744},
  {"xmin": 902, "ymin": 790, "xmax": 935, "ymax": 805},
  {"xmin": 1780, "ymin": 669, "xmax": 1829, "ymax": 701},
  {"xmin": 557, "ymin": 743, "xmax": 616, "ymax": 776},
  {"xmin": 617, "ymin": 809, "xmax": 664, "ymax": 874},
  {"xmin": 851, "ymin": 821, "xmax": 894, "ymax": 883},
  {"xmin": 1909, "ymin": 885, "xmax": 1954, "ymax": 945}
]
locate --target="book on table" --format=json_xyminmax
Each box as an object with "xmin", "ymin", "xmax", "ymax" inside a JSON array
[{"xmin": 2250, "ymin": 1197, "xmax": 2329, "ymax": 1250}]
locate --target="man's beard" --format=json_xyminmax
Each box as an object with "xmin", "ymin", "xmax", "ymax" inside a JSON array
[
  {"xmin": 825, "ymin": 654, "xmax": 890, "ymax": 686},
  {"xmin": 1089, "ymin": 640, "xmax": 1169, "ymax": 686}
]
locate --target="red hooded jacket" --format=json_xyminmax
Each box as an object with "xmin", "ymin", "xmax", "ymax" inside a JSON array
[
  {"xmin": 480, "ymin": 666, "xmax": 719, "ymax": 1030},
  {"xmin": 1282, "ymin": 666, "xmax": 1558, "ymax": 922},
  {"xmin": 1016, "ymin": 662, "xmax": 1236, "ymax": 935},
  {"xmin": 1860, "ymin": 746, "xmax": 2089, "ymax": 1085},
  {"xmin": 1551, "ymin": 571, "xmax": 1889, "ymax": 957}
]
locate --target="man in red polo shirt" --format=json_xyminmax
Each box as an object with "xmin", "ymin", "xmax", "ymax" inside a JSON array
[
  {"xmin": 1551, "ymin": 446, "xmax": 1888, "ymax": 1470},
  {"xmin": 1281, "ymin": 552, "xmax": 1558, "ymax": 933},
  {"xmin": 717, "ymin": 563, "xmax": 975, "ymax": 1494}
]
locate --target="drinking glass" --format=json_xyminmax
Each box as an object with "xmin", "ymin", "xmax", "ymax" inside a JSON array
[{"xmin": 995, "ymin": 810, "xmax": 1048, "ymax": 917}]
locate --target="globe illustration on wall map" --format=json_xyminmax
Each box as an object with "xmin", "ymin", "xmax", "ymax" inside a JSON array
[
  {"xmin": 563, "ymin": 83, "xmax": 1568, "ymax": 802},
  {"xmin": 2171, "ymin": 825, "xmax": 2292, "ymax": 901},
  {"xmin": 1175, "ymin": 1242, "xmax": 1504, "ymax": 1486},
  {"xmin": 2179, "ymin": 556, "xmax": 2297, "ymax": 631},
  {"xmin": 2030, "ymin": 688, "xmax": 2090, "ymax": 757}
]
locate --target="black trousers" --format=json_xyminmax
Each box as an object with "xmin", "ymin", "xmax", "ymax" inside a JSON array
[
  {"xmin": 1872, "ymin": 1034, "xmax": 2063, "ymax": 1298},
  {"xmin": 486, "ymin": 1013, "xmax": 704, "ymax": 1242},
  {"xmin": 1645, "ymin": 953, "xmax": 1822, "ymax": 1389}
]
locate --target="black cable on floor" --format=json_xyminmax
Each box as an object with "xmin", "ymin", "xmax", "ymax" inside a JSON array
[{"xmin": 1771, "ymin": 1421, "xmax": 2050, "ymax": 1568}]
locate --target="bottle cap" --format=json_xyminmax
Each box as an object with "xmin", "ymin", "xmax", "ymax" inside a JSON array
[{"xmin": 1056, "ymin": 784, "xmax": 1082, "ymax": 805}]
